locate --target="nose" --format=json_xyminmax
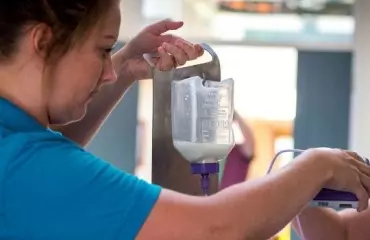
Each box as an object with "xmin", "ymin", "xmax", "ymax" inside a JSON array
[{"xmin": 101, "ymin": 57, "xmax": 117, "ymax": 83}]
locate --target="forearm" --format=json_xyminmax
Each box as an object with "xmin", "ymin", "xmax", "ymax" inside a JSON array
[
  {"xmin": 141, "ymin": 155, "xmax": 331, "ymax": 240},
  {"xmin": 52, "ymin": 49, "xmax": 137, "ymax": 146},
  {"xmin": 292, "ymin": 208, "xmax": 347, "ymax": 240}
]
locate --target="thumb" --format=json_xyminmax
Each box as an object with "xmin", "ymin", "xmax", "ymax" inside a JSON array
[
  {"xmin": 145, "ymin": 19, "xmax": 184, "ymax": 35},
  {"xmin": 354, "ymin": 186, "xmax": 369, "ymax": 212}
]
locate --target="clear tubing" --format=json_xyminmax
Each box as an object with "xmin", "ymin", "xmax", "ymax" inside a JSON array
[{"xmin": 201, "ymin": 174, "xmax": 210, "ymax": 196}]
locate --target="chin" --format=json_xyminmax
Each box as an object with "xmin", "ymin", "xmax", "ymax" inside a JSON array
[{"xmin": 49, "ymin": 105, "xmax": 88, "ymax": 126}]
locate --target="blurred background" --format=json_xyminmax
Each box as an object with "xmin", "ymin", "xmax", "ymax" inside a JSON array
[{"xmin": 85, "ymin": 0, "xmax": 370, "ymax": 239}]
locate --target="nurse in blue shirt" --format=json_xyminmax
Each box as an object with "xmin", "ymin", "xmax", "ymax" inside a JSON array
[{"xmin": 1, "ymin": 0, "xmax": 370, "ymax": 239}]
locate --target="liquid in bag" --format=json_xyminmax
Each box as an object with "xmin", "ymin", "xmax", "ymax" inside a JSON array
[{"xmin": 171, "ymin": 76, "xmax": 235, "ymax": 163}]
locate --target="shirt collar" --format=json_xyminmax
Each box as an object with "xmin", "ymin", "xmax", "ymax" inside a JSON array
[{"xmin": 0, "ymin": 97, "xmax": 47, "ymax": 132}]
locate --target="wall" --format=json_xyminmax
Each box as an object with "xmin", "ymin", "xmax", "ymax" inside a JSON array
[
  {"xmin": 135, "ymin": 80, "xmax": 153, "ymax": 181},
  {"xmin": 294, "ymin": 51, "xmax": 351, "ymax": 149},
  {"xmin": 86, "ymin": 42, "xmax": 139, "ymax": 173},
  {"xmin": 119, "ymin": 0, "xmax": 213, "ymax": 42},
  {"xmin": 350, "ymin": 0, "xmax": 370, "ymax": 156},
  {"xmin": 292, "ymin": 50, "xmax": 352, "ymax": 239}
]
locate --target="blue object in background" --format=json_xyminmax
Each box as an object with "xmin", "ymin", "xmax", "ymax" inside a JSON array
[{"xmin": 292, "ymin": 50, "xmax": 352, "ymax": 239}]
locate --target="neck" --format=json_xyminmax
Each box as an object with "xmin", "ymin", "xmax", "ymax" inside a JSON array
[{"xmin": 0, "ymin": 64, "xmax": 49, "ymax": 126}]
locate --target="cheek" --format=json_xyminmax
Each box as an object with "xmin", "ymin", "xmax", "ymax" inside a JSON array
[
  {"xmin": 85, "ymin": 58, "xmax": 105, "ymax": 88},
  {"xmin": 63, "ymin": 58, "xmax": 103, "ymax": 95},
  {"xmin": 91, "ymin": 58, "xmax": 105, "ymax": 80},
  {"xmin": 46, "ymin": 51, "xmax": 105, "ymax": 106}
]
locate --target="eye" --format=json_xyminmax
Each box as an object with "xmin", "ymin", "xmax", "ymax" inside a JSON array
[
  {"xmin": 102, "ymin": 48, "xmax": 113, "ymax": 58},
  {"xmin": 100, "ymin": 42, "xmax": 116, "ymax": 58}
]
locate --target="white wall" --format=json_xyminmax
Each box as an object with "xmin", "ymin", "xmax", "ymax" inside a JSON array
[
  {"xmin": 349, "ymin": 0, "xmax": 370, "ymax": 156},
  {"xmin": 119, "ymin": 0, "xmax": 144, "ymax": 40},
  {"xmin": 119, "ymin": 0, "xmax": 207, "ymax": 41},
  {"xmin": 211, "ymin": 45, "xmax": 297, "ymax": 121}
]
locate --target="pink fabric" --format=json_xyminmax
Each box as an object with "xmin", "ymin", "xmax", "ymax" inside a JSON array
[{"xmin": 220, "ymin": 145, "xmax": 252, "ymax": 190}]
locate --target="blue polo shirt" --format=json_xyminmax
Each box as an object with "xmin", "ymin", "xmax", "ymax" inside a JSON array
[{"xmin": 0, "ymin": 97, "xmax": 161, "ymax": 240}]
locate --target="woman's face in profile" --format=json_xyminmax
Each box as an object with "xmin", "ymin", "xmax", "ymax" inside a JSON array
[{"xmin": 45, "ymin": 0, "xmax": 121, "ymax": 125}]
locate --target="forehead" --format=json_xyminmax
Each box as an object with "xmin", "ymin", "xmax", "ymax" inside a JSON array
[{"xmin": 93, "ymin": 2, "xmax": 121, "ymax": 39}]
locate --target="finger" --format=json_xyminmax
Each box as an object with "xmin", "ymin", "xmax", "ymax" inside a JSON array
[
  {"xmin": 159, "ymin": 35, "xmax": 204, "ymax": 58},
  {"xmin": 354, "ymin": 185, "xmax": 369, "ymax": 212},
  {"xmin": 145, "ymin": 19, "xmax": 184, "ymax": 35},
  {"xmin": 174, "ymin": 39, "xmax": 198, "ymax": 60},
  {"xmin": 360, "ymin": 172, "xmax": 370, "ymax": 193},
  {"xmin": 194, "ymin": 44, "xmax": 205, "ymax": 56},
  {"xmin": 162, "ymin": 42, "xmax": 188, "ymax": 66},
  {"xmin": 346, "ymin": 151, "xmax": 365, "ymax": 162},
  {"xmin": 159, "ymin": 34, "xmax": 177, "ymax": 44},
  {"xmin": 348, "ymin": 151, "xmax": 370, "ymax": 168},
  {"xmin": 156, "ymin": 46, "xmax": 173, "ymax": 71},
  {"xmin": 346, "ymin": 151, "xmax": 370, "ymax": 176}
]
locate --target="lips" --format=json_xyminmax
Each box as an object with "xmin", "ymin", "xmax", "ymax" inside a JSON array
[
  {"xmin": 86, "ymin": 90, "xmax": 99, "ymax": 102},
  {"xmin": 90, "ymin": 86, "xmax": 101, "ymax": 96}
]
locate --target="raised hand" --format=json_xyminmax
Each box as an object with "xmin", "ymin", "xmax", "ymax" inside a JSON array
[{"xmin": 117, "ymin": 19, "xmax": 204, "ymax": 80}]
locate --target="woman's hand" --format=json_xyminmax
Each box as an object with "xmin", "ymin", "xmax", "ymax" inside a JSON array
[
  {"xmin": 298, "ymin": 148, "xmax": 370, "ymax": 211},
  {"xmin": 115, "ymin": 19, "xmax": 204, "ymax": 81}
]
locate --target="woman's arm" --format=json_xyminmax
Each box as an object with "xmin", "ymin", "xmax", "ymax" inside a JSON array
[
  {"xmin": 137, "ymin": 149, "xmax": 370, "ymax": 240},
  {"xmin": 138, "ymin": 151, "xmax": 328, "ymax": 240}
]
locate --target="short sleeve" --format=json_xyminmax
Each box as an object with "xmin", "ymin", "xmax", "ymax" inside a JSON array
[{"xmin": 4, "ymin": 137, "xmax": 161, "ymax": 240}]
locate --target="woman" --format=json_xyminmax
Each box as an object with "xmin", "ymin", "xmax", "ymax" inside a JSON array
[{"xmin": 1, "ymin": 1, "xmax": 370, "ymax": 239}]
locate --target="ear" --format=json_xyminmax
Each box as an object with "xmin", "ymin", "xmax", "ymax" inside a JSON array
[{"xmin": 31, "ymin": 23, "xmax": 53, "ymax": 59}]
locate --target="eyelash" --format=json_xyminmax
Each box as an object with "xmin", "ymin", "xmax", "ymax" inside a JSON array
[
  {"xmin": 103, "ymin": 43, "xmax": 116, "ymax": 57},
  {"xmin": 102, "ymin": 48, "xmax": 113, "ymax": 58}
]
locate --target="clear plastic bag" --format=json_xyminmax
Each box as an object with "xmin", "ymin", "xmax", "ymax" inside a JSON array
[{"xmin": 171, "ymin": 76, "xmax": 235, "ymax": 163}]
